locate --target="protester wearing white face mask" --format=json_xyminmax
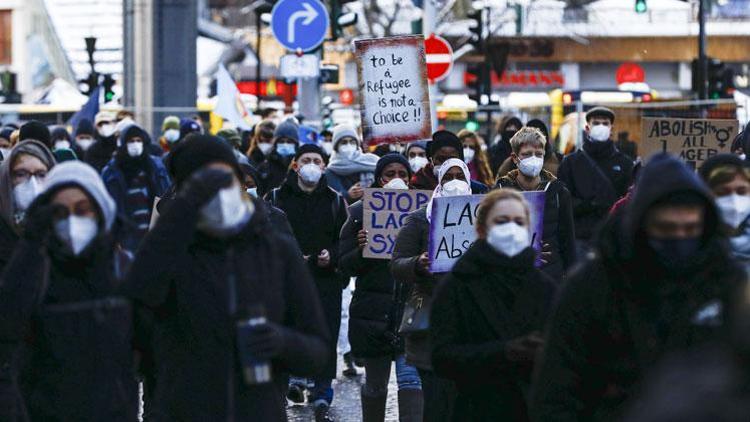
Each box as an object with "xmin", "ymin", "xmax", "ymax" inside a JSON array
[
  {"xmin": 0, "ymin": 160, "xmax": 142, "ymax": 421},
  {"xmin": 430, "ymin": 189, "xmax": 556, "ymax": 421},
  {"xmin": 73, "ymin": 118, "xmax": 97, "ymax": 154},
  {"xmin": 701, "ymin": 154, "xmax": 750, "ymax": 271},
  {"xmin": 84, "ymin": 111, "xmax": 119, "ymax": 172},
  {"xmin": 325, "ymin": 124, "xmax": 379, "ymax": 205},
  {"xmin": 406, "ymin": 141, "xmax": 429, "ymax": 174},
  {"xmin": 0, "ymin": 140, "xmax": 56, "ymax": 237},
  {"xmin": 497, "ymin": 127, "xmax": 576, "ymax": 281},
  {"xmin": 124, "ymin": 135, "xmax": 330, "ymax": 422},
  {"xmin": 266, "ymin": 143, "xmax": 348, "ymax": 420},
  {"xmin": 101, "ymin": 124, "xmax": 171, "ymax": 253},
  {"xmin": 557, "ymin": 106, "xmax": 633, "ymax": 252},
  {"xmin": 339, "ymin": 153, "xmax": 424, "ymax": 421}
]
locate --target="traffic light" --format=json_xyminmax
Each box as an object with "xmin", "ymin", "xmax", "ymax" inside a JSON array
[
  {"xmin": 102, "ymin": 74, "xmax": 115, "ymax": 102},
  {"xmin": 635, "ymin": 0, "xmax": 647, "ymax": 13},
  {"xmin": 707, "ymin": 59, "xmax": 736, "ymax": 99},
  {"xmin": 467, "ymin": 9, "xmax": 484, "ymax": 52},
  {"xmin": 465, "ymin": 64, "xmax": 482, "ymax": 104},
  {"xmin": 79, "ymin": 71, "xmax": 99, "ymax": 96}
]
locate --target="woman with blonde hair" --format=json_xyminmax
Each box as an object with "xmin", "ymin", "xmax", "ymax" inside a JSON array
[
  {"xmin": 457, "ymin": 129, "xmax": 494, "ymax": 187},
  {"xmin": 430, "ymin": 189, "xmax": 556, "ymax": 421}
]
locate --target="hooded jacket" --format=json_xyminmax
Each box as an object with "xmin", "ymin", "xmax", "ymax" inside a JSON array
[
  {"xmin": 497, "ymin": 169, "xmax": 576, "ymax": 281},
  {"xmin": 431, "ymin": 241, "xmax": 555, "ymax": 421},
  {"xmin": 531, "ymin": 155, "xmax": 744, "ymax": 421},
  {"xmin": 257, "ymin": 138, "xmax": 299, "ymax": 197},
  {"xmin": 0, "ymin": 161, "xmax": 137, "ymax": 421},
  {"xmin": 557, "ymin": 137, "xmax": 633, "ymax": 240},
  {"xmin": 124, "ymin": 195, "xmax": 329, "ymax": 421},
  {"xmin": 101, "ymin": 125, "xmax": 171, "ymax": 251}
]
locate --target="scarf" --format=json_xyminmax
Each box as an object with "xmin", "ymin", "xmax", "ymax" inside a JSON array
[
  {"xmin": 326, "ymin": 150, "xmax": 379, "ymax": 176},
  {"xmin": 426, "ymin": 158, "xmax": 471, "ymax": 222}
]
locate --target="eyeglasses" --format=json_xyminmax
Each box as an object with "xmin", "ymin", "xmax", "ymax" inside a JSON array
[{"xmin": 12, "ymin": 169, "xmax": 47, "ymax": 184}]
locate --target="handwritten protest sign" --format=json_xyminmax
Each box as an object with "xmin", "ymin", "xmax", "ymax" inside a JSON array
[
  {"xmin": 428, "ymin": 192, "xmax": 546, "ymax": 273},
  {"xmin": 640, "ymin": 118, "xmax": 739, "ymax": 169},
  {"xmin": 355, "ymin": 35, "xmax": 432, "ymax": 147},
  {"xmin": 363, "ymin": 188, "xmax": 432, "ymax": 259}
]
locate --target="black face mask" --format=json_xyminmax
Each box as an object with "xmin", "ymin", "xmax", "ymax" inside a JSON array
[{"xmin": 648, "ymin": 237, "xmax": 701, "ymax": 273}]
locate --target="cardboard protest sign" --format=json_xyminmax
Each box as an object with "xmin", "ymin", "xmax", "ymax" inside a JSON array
[
  {"xmin": 640, "ymin": 118, "xmax": 739, "ymax": 169},
  {"xmin": 428, "ymin": 192, "xmax": 546, "ymax": 273},
  {"xmin": 355, "ymin": 35, "xmax": 432, "ymax": 147},
  {"xmin": 363, "ymin": 188, "xmax": 432, "ymax": 259}
]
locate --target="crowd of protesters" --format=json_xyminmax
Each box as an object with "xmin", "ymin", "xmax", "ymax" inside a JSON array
[{"xmin": 0, "ymin": 104, "xmax": 748, "ymax": 422}]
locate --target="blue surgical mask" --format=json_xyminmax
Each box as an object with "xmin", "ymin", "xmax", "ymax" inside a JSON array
[
  {"xmin": 246, "ymin": 187, "xmax": 258, "ymax": 198},
  {"xmin": 277, "ymin": 143, "xmax": 296, "ymax": 157}
]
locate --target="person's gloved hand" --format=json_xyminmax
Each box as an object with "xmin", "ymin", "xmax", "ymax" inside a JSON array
[
  {"xmin": 178, "ymin": 168, "xmax": 233, "ymax": 208},
  {"xmin": 238, "ymin": 321, "xmax": 287, "ymax": 361},
  {"xmin": 23, "ymin": 200, "xmax": 61, "ymax": 244},
  {"xmin": 504, "ymin": 332, "xmax": 544, "ymax": 363}
]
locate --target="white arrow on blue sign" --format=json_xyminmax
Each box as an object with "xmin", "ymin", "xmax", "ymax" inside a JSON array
[{"xmin": 271, "ymin": 0, "xmax": 330, "ymax": 52}]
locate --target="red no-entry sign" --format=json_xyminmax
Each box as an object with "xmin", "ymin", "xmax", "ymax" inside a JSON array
[{"xmin": 425, "ymin": 34, "xmax": 453, "ymax": 84}]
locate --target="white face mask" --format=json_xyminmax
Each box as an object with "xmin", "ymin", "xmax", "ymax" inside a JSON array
[
  {"xmin": 127, "ymin": 141, "xmax": 144, "ymax": 158},
  {"xmin": 54, "ymin": 140, "xmax": 71, "ymax": 150},
  {"xmin": 198, "ymin": 184, "xmax": 254, "ymax": 237},
  {"xmin": 433, "ymin": 163, "xmax": 442, "ymax": 177},
  {"xmin": 589, "ymin": 125, "xmax": 611, "ymax": 142},
  {"xmin": 258, "ymin": 142, "xmax": 273, "ymax": 156},
  {"xmin": 487, "ymin": 222, "xmax": 530, "ymax": 257},
  {"xmin": 740, "ymin": 154, "xmax": 747, "ymax": 161},
  {"xmin": 54, "ymin": 216, "xmax": 98, "ymax": 255},
  {"xmin": 338, "ymin": 143, "xmax": 357, "ymax": 159},
  {"xmin": 98, "ymin": 124, "xmax": 115, "ymax": 138},
  {"xmin": 0, "ymin": 148, "xmax": 10, "ymax": 159},
  {"xmin": 13, "ymin": 176, "xmax": 43, "ymax": 212},
  {"xmin": 246, "ymin": 187, "xmax": 258, "ymax": 198},
  {"xmin": 463, "ymin": 147, "xmax": 475, "ymax": 164},
  {"xmin": 321, "ymin": 142, "xmax": 334, "ymax": 156},
  {"xmin": 441, "ymin": 179, "xmax": 471, "ymax": 197},
  {"xmin": 716, "ymin": 193, "xmax": 750, "ymax": 229},
  {"xmin": 383, "ymin": 178, "xmax": 408, "ymax": 190},
  {"xmin": 299, "ymin": 163, "xmax": 323, "ymax": 185},
  {"xmin": 409, "ymin": 156, "xmax": 428, "ymax": 173},
  {"xmin": 518, "ymin": 156, "xmax": 544, "ymax": 178},
  {"xmin": 164, "ymin": 129, "xmax": 180, "ymax": 143},
  {"xmin": 76, "ymin": 138, "xmax": 95, "ymax": 151}
]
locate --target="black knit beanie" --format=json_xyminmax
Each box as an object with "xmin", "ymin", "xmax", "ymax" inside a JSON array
[
  {"xmin": 19, "ymin": 120, "xmax": 51, "ymax": 148},
  {"xmin": 375, "ymin": 152, "xmax": 412, "ymax": 181},
  {"xmin": 167, "ymin": 134, "xmax": 243, "ymax": 186},
  {"xmin": 295, "ymin": 143, "xmax": 325, "ymax": 161},
  {"xmin": 429, "ymin": 130, "xmax": 464, "ymax": 160}
]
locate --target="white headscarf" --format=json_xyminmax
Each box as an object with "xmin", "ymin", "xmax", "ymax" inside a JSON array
[{"xmin": 426, "ymin": 158, "xmax": 472, "ymax": 222}]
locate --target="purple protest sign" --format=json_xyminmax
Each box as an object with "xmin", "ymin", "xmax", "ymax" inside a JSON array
[{"xmin": 427, "ymin": 192, "xmax": 546, "ymax": 273}]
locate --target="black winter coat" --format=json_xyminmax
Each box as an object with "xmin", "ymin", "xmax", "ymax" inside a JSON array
[
  {"xmin": 497, "ymin": 169, "xmax": 576, "ymax": 282},
  {"xmin": 339, "ymin": 201, "xmax": 405, "ymax": 359},
  {"xmin": 84, "ymin": 134, "xmax": 118, "ymax": 173},
  {"xmin": 431, "ymin": 241, "xmax": 555, "ymax": 421},
  {"xmin": 557, "ymin": 139, "xmax": 633, "ymax": 241},
  {"xmin": 0, "ymin": 236, "xmax": 137, "ymax": 422},
  {"xmin": 257, "ymin": 152, "xmax": 293, "ymax": 197},
  {"xmin": 532, "ymin": 155, "xmax": 744, "ymax": 421},
  {"xmin": 266, "ymin": 172, "xmax": 348, "ymax": 379},
  {"xmin": 124, "ymin": 197, "xmax": 329, "ymax": 421},
  {"xmin": 390, "ymin": 206, "xmax": 435, "ymax": 370}
]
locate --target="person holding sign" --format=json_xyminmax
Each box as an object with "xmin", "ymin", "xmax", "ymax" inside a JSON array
[
  {"xmin": 391, "ymin": 157, "xmax": 472, "ymax": 422},
  {"xmin": 339, "ymin": 153, "xmax": 424, "ymax": 422},
  {"xmin": 325, "ymin": 124, "xmax": 379, "ymax": 205},
  {"xmin": 410, "ymin": 131, "xmax": 488, "ymax": 195},
  {"xmin": 700, "ymin": 154, "xmax": 750, "ymax": 271},
  {"xmin": 532, "ymin": 154, "xmax": 743, "ymax": 421},
  {"xmin": 497, "ymin": 127, "xmax": 576, "ymax": 282},
  {"xmin": 431, "ymin": 189, "xmax": 556, "ymax": 421},
  {"xmin": 557, "ymin": 107, "xmax": 633, "ymax": 252}
]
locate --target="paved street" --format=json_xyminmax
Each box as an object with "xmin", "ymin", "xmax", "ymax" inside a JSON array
[{"xmin": 286, "ymin": 354, "xmax": 400, "ymax": 421}]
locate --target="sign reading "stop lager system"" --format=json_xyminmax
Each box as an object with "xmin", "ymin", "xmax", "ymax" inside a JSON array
[{"xmin": 640, "ymin": 117, "xmax": 739, "ymax": 170}]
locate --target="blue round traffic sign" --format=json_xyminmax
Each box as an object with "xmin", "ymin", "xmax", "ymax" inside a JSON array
[{"xmin": 271, "ymin": 0, "xmax": 330, "ymax": 52}]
